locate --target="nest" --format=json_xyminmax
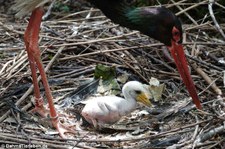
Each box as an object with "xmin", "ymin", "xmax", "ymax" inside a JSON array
[{"xmin": 0, "ymin": 0, "xmax": 225, "ymax": 148}]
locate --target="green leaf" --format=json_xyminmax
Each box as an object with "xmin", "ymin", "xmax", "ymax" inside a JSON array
[
  {"xmin": 60, "ymin": 6, "xmax": 70, "ymax": 13},
  {"xmin": 53, "ymin": 2, "xmax": 70, "ymax": 12},
  {"xmin": 97, "ymin": 78, "xmax": 121, "ymax": 96},
  {"xmin": 94, "ymin": 64, "xmax": 116, "ymax": 81}
]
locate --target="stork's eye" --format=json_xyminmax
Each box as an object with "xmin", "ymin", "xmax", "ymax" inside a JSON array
[
  {"xmin": 172, "ymin": 27, "xmax": 181, "ymax": 43},
  {"xmin": 135, "ymin": 90, "xmax": 142, "ymax": 94},
  {"xmin": 173, "ymin": 31, "xmax": 179, "ymax": 36}
]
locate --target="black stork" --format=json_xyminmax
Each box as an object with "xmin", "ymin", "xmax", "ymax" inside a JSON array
[{"xmin": 11, "ymin": 0, "xmax": 202, "ymax": 138}]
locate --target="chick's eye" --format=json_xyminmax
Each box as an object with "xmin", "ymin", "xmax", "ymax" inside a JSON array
[{"xmin": 135, "ymin": 90, "xmax": 142, "ymax": 94}]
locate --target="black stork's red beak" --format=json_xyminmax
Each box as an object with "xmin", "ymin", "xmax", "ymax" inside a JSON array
[{"xmin": 168, "ymin": 27, "xmax": 202, "ymax": 109}]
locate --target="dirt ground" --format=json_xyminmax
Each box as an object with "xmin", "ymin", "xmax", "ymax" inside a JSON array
[{"xmin": 0, "ymin": 0, "xmax": 225, "ymax": 148}]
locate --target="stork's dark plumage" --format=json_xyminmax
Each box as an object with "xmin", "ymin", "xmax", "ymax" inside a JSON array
[
  {"xmin": 11, "ymin": 0, "xmax": 202, "ymax": 138},
  {"xmin": 89, "ymin": 0, "xmax": 182, "ymax": 46}
]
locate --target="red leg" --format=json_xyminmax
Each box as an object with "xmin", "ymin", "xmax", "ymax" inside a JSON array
[
  {"xmin": 24, "ymin": 7, "xmax": 74, "ymax": 138},
  {"xmin": 26, "ymin": 52, "xmax": 48, "ymax": 117},
  {"xmin": 24, "ymin": 7, "xmax": 48, "ymax": 118}
]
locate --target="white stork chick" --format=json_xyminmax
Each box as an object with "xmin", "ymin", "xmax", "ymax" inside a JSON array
[{"xmin": 81, "ymin": 81, "xmax": 152, "ymax": 128}]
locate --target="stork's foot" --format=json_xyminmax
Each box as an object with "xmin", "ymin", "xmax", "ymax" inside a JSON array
[
  {"xmin": 30, "ymin": 105, "xmax": 49, "ymax": 118},
  {"xmin": 31, "ymin": 106, "xmax": 75, "ymax": 138},
  {"xmin": 29, "ymin": 97, "xmax": 49, "ymax": 118},
  {"xmin": 52, "ymin": 117, "xmax": 75, "ymax": 138}
]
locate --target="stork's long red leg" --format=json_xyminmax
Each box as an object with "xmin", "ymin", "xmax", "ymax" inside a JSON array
[
  {"xmin": 26, "ymin": 53, "xmax": 48, "ymax": 117},
  {"xmin": 24, "ymin": 7, "xmax": 74, "ymax": 138},
  {"xmin": 24, "ymin": 7, "xmax": 48, "ymax": 117}
]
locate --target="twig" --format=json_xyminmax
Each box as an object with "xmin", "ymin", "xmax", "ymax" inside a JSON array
[
  {"xmin": 42, "ymin": 0, "xmax": 56, "ymax": 20},
  {"xmin": 195, "ymin": 125, "xmax": 225, "ymax": 143},
  {"xmin": 192, "ymin": 63, "xmax": 222, "ymax": 95},
  {"xmin": 208, "ymin": 0, "xmax": 225, "ymax": 40}
]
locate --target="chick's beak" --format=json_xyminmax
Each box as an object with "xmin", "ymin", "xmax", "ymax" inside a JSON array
[
  {"xmin": 137, "ymin": 93, "xmax": 152, "ymax": 107},
  {"xmin": 167, "ymin": 27, "xmax": 202, "ymax": 109}
]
